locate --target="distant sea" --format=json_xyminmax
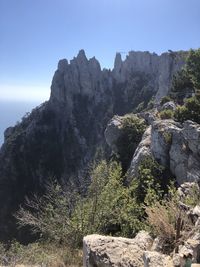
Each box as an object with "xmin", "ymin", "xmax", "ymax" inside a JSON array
[{"xmin": 0, "ymin": 101, "xmax": 43, "ymax": 147}]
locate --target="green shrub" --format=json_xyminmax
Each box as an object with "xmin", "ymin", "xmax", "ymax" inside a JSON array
[
  {"xmin": 159, "ymin": 109, "xmax": 174, "ymax": 119},
  {"xmin": 133, "ymin": 157, "xmax": 168, "ymax": 204},
  {"xmin": 71, "ymin": 160, "xmax": 145, "ymax": 240},
  {"xmin": 170, "ymin": 49, "xmax": 200, "ymax": 103},
  {"xmin": 174, "ymin": 96, "xmax": 200, "ymax": 124},
  {"xmin": 170, "ymin": 69, "xmax": 193, "ymax": 100},
  {"xmin": 116, "ymin": 114, "xmax": 146, "ymax": 171},
  {"xmin": 186, "ymin": 48, "xmax": 200, "ymax": 90}
]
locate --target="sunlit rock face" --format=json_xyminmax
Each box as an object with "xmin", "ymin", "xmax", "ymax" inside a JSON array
[
  {"xmin": 0, "ymin": 50, "xmax": 185, "ymax": 241},
  {"xmin": 113, "ymin": 51, "xmax": 185, "ymax": 102}
]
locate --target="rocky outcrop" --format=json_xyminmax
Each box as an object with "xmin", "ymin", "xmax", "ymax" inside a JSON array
[
  {"xmin": 104, "ymin": 116, "xmax": 124, "ymax": 154},
  {"xmin": 83, "ymin": 231, "xmax": 153, "ymax": 267},
  {"xmin": 124, "ymin": 119, "xmax": 200, "ymax": 184},
  {"xmin": 113, "ymin": 51, "xmax": 185, "ymax": 102},
  {"xmin": 128, "ymin": 126, "xmax": 152, "ymax": 178},
  {"xmin": 151, "ymin": 119, "xmax": 200, "ymax": 184},
  {"xmin": 83, "ymin": 225, "xmax": 200, "ymax": 267},
  {"xmin": 160, "ymin": 101, "xmax": 177, "ymax": 111}
]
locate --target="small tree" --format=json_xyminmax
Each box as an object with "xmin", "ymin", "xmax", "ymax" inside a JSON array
[
  {"xmin": 186, "ymin": 48, "xmax": 200, "ymax": 92},
  {"xmin": 116, "ymin": 114, "xmax": 146, "ymax": 171}
]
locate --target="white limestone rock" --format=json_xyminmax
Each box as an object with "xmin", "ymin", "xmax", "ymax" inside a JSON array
[
  {"xmin": 143, "ymin": 251, "xmax": 173, "ymax": 267},
  {"xmin": 83, "ymin": 231, "xmax": 153, "ymax": 267},
  {"xmin": 160, "ymin": 101, "xmax": 177, "ymax": 111},
  {"xmin": 104, "ymin": 115, "xmax": 123, "ymax": 154},
  {"xmin": 128, "ymin": 126, "xmax": 152, "ymax": 179}
]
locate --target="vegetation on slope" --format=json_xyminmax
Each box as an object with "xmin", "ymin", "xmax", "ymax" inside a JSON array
[
  {"xmin": 158, "ymin": 48, "xmax": 200, "ymax": 124},
  {"xmin": 1, "ymin": 48, "xmax": 200, "ymax": 265}
]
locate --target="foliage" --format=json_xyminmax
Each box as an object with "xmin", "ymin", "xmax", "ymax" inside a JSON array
[
  {"xmin": 71, "ymin": 161, "xmax": 145, "ymax": 241},
  {"xmin": 186, "ymin": 48, "xmax": 200, "ymax": 91},
  {"xmin": 0, "ymin": 241, "xmax": 82, "ymax": 266},
  {"xmin": 170, "ymin": 49, "xmax": 200, "ymax": 104},
  {"xmin": 116, "ymin": 114, "xmax": 146, "ymax": 171},
  {"xmin": 133, "ymin": 157, "xmax": 172, "ymax": 205},
  {"xmin": 146, "ymin": 182, "xmax": 200, "ymax": 254},
  {"xmin": 170, "ymin": 69, "xmax": 194, "ymax": 103},
  {"xmin": 16, "ymin": 161, "xmax": 145, "ymax": 249},
  {"xmin": 174, "ymin": 96, "xmax": 200, "ymax": 124},
  {"xmin": 182, "ymin": 183, "xmax": 200, "ymax": 207},
  {"xmin": 163, "ymin": 132, "xmax": 172, "ymax": 144},
  {"xmin": 15, "ymin": 182, "xmax": 80, "ymax": 247},
  {"xmin": 159, "ymin": 109, "xmax": 174, "ymax": 120},
  {"xmin": 160, "ymin": 96, "xmax": 172, "ymax": 106},
  {"xmin": 146, "ymin": 197, "xmax": 193, "ymax": 253}
]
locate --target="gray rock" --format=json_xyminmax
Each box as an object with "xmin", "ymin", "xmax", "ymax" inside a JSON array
[
  {"xmin": 104, "ymin": 116, "xmax": 123, "ymax": 154},
  {"xmin": 128, "ymin": 126, "xmax": 152, "ymax": 179},
  {"xmin": 83, "ymin": 231, "xmax": 153, "ymax": 267},
  {"xmin": 193, "ymin": 206, "xmax": 200, "ymax": 217},
  {"xmin": 139, "ymin": 111, "xmax": 157, "ymax": 125},
  {"xmin": 151, "ymin": 119, "xmax": 180, "ymax": 167},
  {"xmin": 179, "ymin": 238, "xmax": 200, "ymax": 265},
  {"xmin": 112, "ymin": 51, "xmax": 185, "ymax": 102},
  {"xmin": 182, "ymin": 121, "xmax": 200, "ymax": 155},
  {"xmin": 150, "ymin": 119, "xmax": 200, "ymax": 184},
  {"xmin": 143, "ymin": 251, "xmax": 173, "ymax": 267},
  {"xmin": 161, "ymin": 101, "xmax": 176, "ymax": 111}
]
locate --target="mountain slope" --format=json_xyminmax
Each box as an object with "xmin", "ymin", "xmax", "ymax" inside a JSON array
[{"xmin": 0, "ymin": 50, "xmax": 185, "ymax": 240}]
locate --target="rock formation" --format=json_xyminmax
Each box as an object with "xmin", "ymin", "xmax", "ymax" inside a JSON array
[
  {"xmin": 0, "ymin": 50, "xmax": 185, "ymax": 240},
  {"xmin": 83, "ymin": 231, "xmax": 153, "ymax": 267},
  {"xmin": 151, "ymin": 119, "xmax": 200, "ymax": 184},
  {"xmin": 106, "ymin": 115, "xmax": 200, "ymax": 184},
  {"xmin": 83, "ymin": 225, "xmax": 200, "ymax": 267}
]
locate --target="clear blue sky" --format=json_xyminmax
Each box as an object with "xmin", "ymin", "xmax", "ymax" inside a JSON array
[{"xmin": 0, "ymin": 0, "xmax": 200, "ymax": 102}]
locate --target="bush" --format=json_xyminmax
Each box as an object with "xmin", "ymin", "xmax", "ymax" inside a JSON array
[
  {"xmin": 71, "ymin": 160, "xmax": 145, "ymax": 240},
  {"xmin": 160, "ymin": 96, "xmax": 171, "ymax": 106},
  {"xmin": 116, "ymin": 114, "xmax": 146, "ymax": 171},
  {"xmin": 146, "ymin": 188, "xmax": 194, "ymax": 253},
  {"xmin": 132, "ymin": 157, "xmax": 171, "ymax": 204},
  {"xmin": 145, "ymin": 182, "xmax": 200, "ymax": 254},
  {"xmin": 174, "ymin": 96, "xmax": 200, "ymax": 124},
  {"xmin": 186, "ymin": 48, "xmax": 200, "ymax": 90},
  {"xmin": 15, "ymin": 182, "xmax": 80, "ymax": 246},
  {"xmin": 159, "ymin": 109, "xmax": 174, "ymax": 120},
  {"xmin": 170, "ymin": 69, "xmax": 194, "ymax": 103},
  {"xmin": 16, "ymin": 161, "xmax": 145, "ymax": 248}
]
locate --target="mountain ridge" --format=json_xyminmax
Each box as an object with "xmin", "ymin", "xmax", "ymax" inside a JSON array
[{"xmin": 0, "ymin": 49, "xmax": 186, "ymax": 240}]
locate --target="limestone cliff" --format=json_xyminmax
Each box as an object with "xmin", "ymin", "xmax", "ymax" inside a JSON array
[{"xmin": 0, "ymin": 50, "xmax": 185, "ymax": 240}]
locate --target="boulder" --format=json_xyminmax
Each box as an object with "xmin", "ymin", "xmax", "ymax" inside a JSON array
[
  {"xmin": 104, "ymin": 116, "xmax": 123, "ymax": 154},
  {"xmin": 83, "ymin": 231, "xmax": 153, "ymax": 267},
  {"xmin": 161, "ymin": 101, "xmax": 176, "ymax": 111}
]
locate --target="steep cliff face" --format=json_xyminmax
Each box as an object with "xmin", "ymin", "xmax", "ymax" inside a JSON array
[{"xmin": 0, "ymin": 50, "xmax": 185, "ymax": 240}]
